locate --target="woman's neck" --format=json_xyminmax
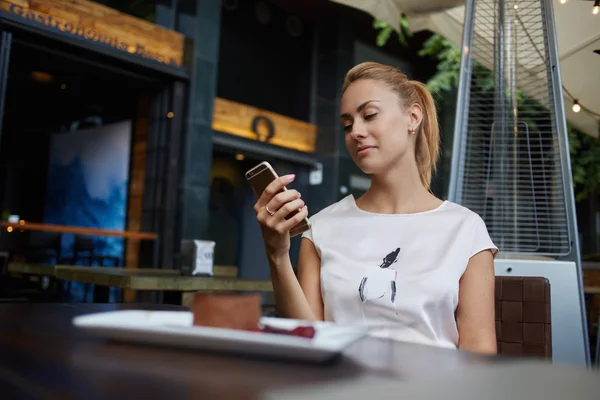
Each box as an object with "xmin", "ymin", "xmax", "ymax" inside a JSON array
[{"xmin": 356, "ymin": 158, "xmax": 442, "ymax": 215}]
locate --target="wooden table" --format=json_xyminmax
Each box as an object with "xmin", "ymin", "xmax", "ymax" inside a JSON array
[
  {"xmin": 7, "ymin": 262, "xmax": 271, "ymax": 291},
  {"xmin": 6, "ymin": 263, "xmax": 273, "ymax": 305},
  {"xmin": 52, "ymin": 266, "xmax": 273, "ymax": 292},
  {"xmin": 0, "ymin": 303, "xmax": 506, "ymax": 399}
]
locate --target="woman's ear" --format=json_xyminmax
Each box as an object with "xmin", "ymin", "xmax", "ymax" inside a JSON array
[{"xmin": 408, "ymin": 103, "xmax": 423, "ymax": 132}]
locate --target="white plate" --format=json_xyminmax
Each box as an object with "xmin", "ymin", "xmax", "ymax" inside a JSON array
[{"xmin": 72, "ymin": 310, "xmax": 369, "ymax": 363}]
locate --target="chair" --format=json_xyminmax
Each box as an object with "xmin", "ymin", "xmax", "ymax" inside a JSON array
[
  {"xmin": 495, "ymin": 276, "xmax": 552, "ymax": 359},
  {"xmin": 27, "ymin": 231, "xmax": 63, "ymax": 263},
  {"xmin": 68, "ymin": 236, "xmax": 121, "ymax": 267}
]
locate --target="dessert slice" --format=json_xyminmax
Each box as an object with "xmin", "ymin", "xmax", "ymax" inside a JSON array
[{"xmin": 191, "ymin": 292, "xmax": 261, "ymax": 331}]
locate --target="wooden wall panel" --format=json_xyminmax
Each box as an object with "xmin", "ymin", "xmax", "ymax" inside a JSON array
[
  {"xmin": 125, "ymin": 94, "xmax": 150, "ymax": 269},
  {"xmin": 0, "ymin": 0, "xmax": 185, "ymax": 67},
  {"xmin": 122, "ymin": 94, "xmax": 151, "ymax": 302},
  {"xmin": 212, "ymin": 98, "xmax": 317, "ymax": 153},
  {"xmin": 125, "ymin": 94, "xmax": 150, "ymax": 268}
]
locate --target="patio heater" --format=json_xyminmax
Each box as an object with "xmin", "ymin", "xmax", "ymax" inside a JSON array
[{"xmin": 447, "ymin": 0, "xmax": 590, "ymax": 365}]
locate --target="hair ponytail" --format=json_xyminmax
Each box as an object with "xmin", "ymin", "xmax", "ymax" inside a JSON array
[
  {"xmin": 410, "ymin": 80, "xmax": 440, "ymax": 191},
  {"xmin": 342, "ymin": 62, "xmax": 441, "ymax": 191}
]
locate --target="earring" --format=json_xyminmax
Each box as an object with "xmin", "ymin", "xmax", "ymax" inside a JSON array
[{"xmin": 409, "ymin": 127, "xmax": 416, "ymax": 135}]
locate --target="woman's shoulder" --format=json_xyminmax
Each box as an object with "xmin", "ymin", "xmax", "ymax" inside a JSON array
[
  {"xmin": 308, "ymin": 195, "xmax": 355, "ymax": 223},
  {"xmin": 440, "ymin": 201, "xmax": 488, "ymax": 226}
]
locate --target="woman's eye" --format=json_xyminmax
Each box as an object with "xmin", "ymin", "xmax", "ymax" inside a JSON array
[
  {"xmin": 364, "ymin": 113, "xmax": 377, "ymax": 121},
  {"xmin": 344, "ymin": 124, "xmax": 353, "ymax": 133}
]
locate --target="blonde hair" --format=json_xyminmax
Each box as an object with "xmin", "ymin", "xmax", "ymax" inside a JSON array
[{"xmin": 341, "ymin": 62, "xmax": 440, "ymax": 190}]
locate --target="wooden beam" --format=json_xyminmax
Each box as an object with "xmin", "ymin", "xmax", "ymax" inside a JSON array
[
  {"xmin": 123, "ymin": 94, "xmax": 151, "ymax": 301},
  {"xmin": 1, "ymin": 221, "xmax": 157, "ymax": 240}
]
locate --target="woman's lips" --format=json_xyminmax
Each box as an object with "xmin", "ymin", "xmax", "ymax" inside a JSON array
[{"xmin": 357, "ymin": 146, "xmax": 375, "ymax": 156}]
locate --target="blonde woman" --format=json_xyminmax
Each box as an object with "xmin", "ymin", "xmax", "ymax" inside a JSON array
[{"xmin": 254, "ymin": 62, "xmax": 498, "ymax": 355}]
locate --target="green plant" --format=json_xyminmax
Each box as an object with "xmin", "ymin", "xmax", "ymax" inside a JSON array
[
  {"xmin": 568, "ymin": 127, "xmax": 600, "ymax": 201},
  {"xmin": 373, "ymin": 16, "xmax": 413, "ymax": 48},
  {"xmin": 417, "ymin": 34, "xmax": 462, "ymax": 94}
]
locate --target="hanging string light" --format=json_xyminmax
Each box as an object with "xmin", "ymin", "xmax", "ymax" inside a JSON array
[
  {"xmin": 561, "ymin": 0, "xmax": 599, "ymax": 14},
  {"xmin": 552, "ymin": 1, "xmax": 598, "ymax": 135}
]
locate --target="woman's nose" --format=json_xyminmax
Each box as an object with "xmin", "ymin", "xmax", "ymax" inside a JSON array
[{"xmin": 350, "ymin": 121, "xmax": 367, "ymax": 139}]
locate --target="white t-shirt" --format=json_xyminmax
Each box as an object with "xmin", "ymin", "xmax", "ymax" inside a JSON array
[{"xmin": 301, "ymin": 195, "xmax": 498, "ymax": 349}]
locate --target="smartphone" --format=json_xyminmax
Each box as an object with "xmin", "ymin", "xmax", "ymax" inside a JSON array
[{"xmin": 245, "ymin": 161, "xmax": 311, "ymax": 237}]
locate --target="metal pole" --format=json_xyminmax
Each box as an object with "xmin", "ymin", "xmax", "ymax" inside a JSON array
[
  {"xmin": 540, "ymin": 0, "xmax": 590, "ymax": 365},
  {"xmin": 0, "ymin": 30, "xmax": 12, "ymax": 155},
  {"xmin": 493, "ymin": 0, "xmax": 507, "ymax": 251},
  {"xmin": 0, "ymin": 30, "xmax": 12, "ymax": 245},
  {"xmin": 447, "ymin": 0, "xmax": 476, "ymax": 203},
  {"xmin": 507, "ymin": 3, "xmax": 519, "ymax": 248}
]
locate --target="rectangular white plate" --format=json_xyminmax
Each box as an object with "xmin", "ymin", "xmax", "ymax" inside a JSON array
[{"xmin": 73, "ymin": 310, "xmax": 369, "ymax": 363}]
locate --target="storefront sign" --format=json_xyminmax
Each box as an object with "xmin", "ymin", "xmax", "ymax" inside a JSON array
[
  {"xmin": 212, "ymin": 98, "xmax": 317, "ymax": 153},
  {"xmin": 0, "ymin": 0, "xmax": 185, "ymax": 67}
]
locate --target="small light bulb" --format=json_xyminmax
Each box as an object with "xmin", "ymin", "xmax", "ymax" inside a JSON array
[
  {"xmin": 594, "ymin": 0, "xmax": 600, "ymax": 14},
  {"xmin": 572, "ymin": 100, "xmax": 581, "ymax": 113},
  {"xmin": 560, "ymin": 0, "xmax": 567, "ymax": 4}
]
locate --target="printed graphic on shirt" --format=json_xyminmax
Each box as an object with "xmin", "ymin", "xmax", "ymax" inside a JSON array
[{"xmin": 358, "ymin": 247, "xmax": 400, "ymax": 304}]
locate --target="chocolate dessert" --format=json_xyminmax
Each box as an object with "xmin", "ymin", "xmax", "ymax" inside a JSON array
[
  {"xmin": 191, "ymin": 292, "xmax": 317, "ymax": 339},
  {"xmin": 191, "ymin": 292, "xmax": 262, "ymax": 331}
]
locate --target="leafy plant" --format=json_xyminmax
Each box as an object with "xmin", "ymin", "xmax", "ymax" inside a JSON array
[
  {"xmin": 568, "ymin": 127, "xmax": 600, "ymax": 201},
  {"xmin": 417, "ymin": 34, "xmax": 462, "ymax": 93},
  {"xmin": 373, "ymin": 16, "xmax": 413, "ymax": 48}
]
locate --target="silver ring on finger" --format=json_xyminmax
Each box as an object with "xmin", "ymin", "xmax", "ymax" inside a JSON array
[{"xmin": 265, "ymin": 206, "xmax": 275, "ymax": 216}]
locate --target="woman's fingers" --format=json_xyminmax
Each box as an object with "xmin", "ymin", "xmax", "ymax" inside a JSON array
[
  {"xmin": 264, "ymin": 197, "xmax": 304, "ymax": 231},
  {"xmin": 265, "ymin": 190, "xmax": 301, "ymax": 214},
  {"xmin": 274, "ymin": 197, "xmax": 305, "ymax": 219},
  {"xmin": 254, "ymin": 174, "xmax": 295, "ymax": 210},
  {"xmin": 277, "ymin": 206, "xmax": 309, "ymax": 233}
]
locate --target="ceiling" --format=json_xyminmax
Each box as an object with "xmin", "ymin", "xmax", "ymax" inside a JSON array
[{"xmin": 330, "ymin": 0, "xmax": 600, "ymax": 137}]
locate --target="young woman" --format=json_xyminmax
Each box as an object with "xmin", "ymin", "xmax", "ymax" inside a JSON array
[{"xmin": 253, "ymin": 62, "xmax": 498, "ymax": 355}]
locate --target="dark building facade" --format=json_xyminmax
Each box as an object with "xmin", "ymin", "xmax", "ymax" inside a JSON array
[{"xmin": 0, "ymin": 0, "xmax": 443, "ymax": 288}]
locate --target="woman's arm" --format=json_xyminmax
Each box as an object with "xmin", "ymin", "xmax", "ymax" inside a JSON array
[
  {"xmin": 268, "ymin": 238, "xmax": 324, "ymax": 321},
  {"xmin": 296, "ymin": 238, "xmax": 324, "ymax": 320},
  {"xmin": 456, "ymin": 249, "xmax": 497, "ymax": 354},
  {"xmin": 253, "ymin": 174, "xmax": 322, "ymax": 321}
]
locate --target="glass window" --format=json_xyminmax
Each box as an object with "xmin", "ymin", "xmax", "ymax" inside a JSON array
[{"xmin": 91, "ymin": 0, "xmax": 157, "ymax": 24}]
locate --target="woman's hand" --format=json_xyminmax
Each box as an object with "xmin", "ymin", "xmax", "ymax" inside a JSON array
[{"xmin": 254, "ymin": 174, "xmax": 308, "ymax": 261}]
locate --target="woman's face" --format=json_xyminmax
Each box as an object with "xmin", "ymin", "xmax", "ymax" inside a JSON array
[{"xmin": 340, "ymin": 79, "xmax": 419, "ymax": 175}]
